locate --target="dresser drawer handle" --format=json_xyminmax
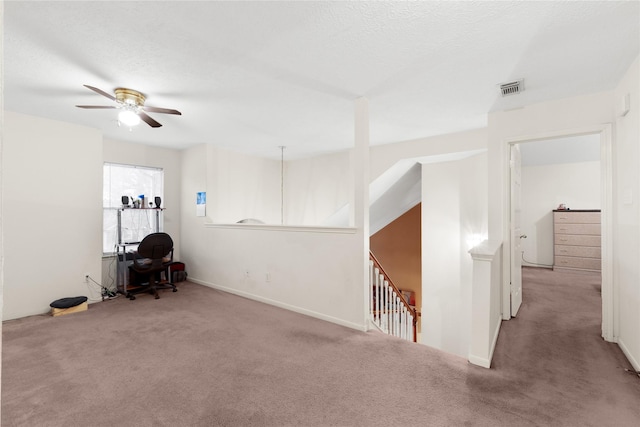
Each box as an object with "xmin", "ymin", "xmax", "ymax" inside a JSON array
[
  {"xmin": 559, "ymin": 238, "xmax": 568, "ymax": 242},
  {"xmin": 559, "ymin": 228, "xmax": 568, "ymax": 231}
]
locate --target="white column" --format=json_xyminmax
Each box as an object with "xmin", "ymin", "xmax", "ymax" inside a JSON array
[
  {"xmin": 353, "ymin": 97, "xmax": 370, "ymax": 329},
  {"xmin": 0, "ymin": 1, "xmax": 5, "ymax": 401},
  {"xmin": 421, "ymin": 161, "xmax": 463, "ymax": 355}
]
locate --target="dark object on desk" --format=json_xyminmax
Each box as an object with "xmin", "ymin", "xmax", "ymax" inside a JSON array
[
  {"xmin": 127, "ymin": 232, "xmax": 177, "ymax": 300},
  {"xmin": 154, "ymin": 196, "xmax": 162, "ymax": 208}
]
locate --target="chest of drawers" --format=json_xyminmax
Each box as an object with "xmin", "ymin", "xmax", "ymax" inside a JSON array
[{"xmin": 553, "ymin": 210, "xmax": 601, "ymax": 272}]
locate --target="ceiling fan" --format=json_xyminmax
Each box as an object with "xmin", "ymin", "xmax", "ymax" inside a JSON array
[{"xmin": 76, "ymin": 85, "xmax": 181, "ymax": 128}]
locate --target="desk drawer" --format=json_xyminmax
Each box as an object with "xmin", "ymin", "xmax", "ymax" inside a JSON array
[
  {"xmin": 554, "ymin": 223, "xmax": 600, "ymax": 236},
  {"xmin": 554, "ymin": 256, "xmax": 601, "ymax": 271},
  {"xmin": 554, "ymin": 212, "xmax": 600, "ymax": 224},
  {"xmin": 554, "ymin": 234, "xmax": 601, "ymax": 246},
  {"xmin": 555, "ymin": 245, "xmax": 601, "ymax": 259}
]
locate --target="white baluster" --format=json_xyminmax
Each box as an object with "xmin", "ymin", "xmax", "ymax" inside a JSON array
[
  {"xmin": 391, "ymin": 293, "xmax": 396, "ymax": 337},
  {"xmin": 400, "ymin": 304, "xmax": 407, "ymax": 340},
  {"xmin": 392, "ymin": 293, "xmax": 396, "ymax": 337},
  {"xmin": 403, "ymin": 302, "xmax": 407, "ymax": 340},
  {"xmin": 409, "ymin": 313, "xmax": 414, "ymax": 341},
  {"xmin": 391, "ymin": 286, "xmax": 396, "ymax": 336},
  {"xmin": 386, "ymin": 280, "xmax": 391, "ymax": 334},
  {"xmin": 406, "ymin": 307, "xmax": 410, "ymax": 340},
  {"xmin": 389, "ymin": 289, "xmax": 393, "ymax": 336},
  {"xmin": 369, "ymin": 261, "xmax": 374, "ymax": 323},
  {"xmin": 376, "ymin": 274, "xmax": 381, "ymax": 329},
  {"xmin": 381, "ymin": 278, "xmax": 387, "ymax": 332},
  {"xmin": 395, "ymin": 295, "xmax": 400, "ymax": 337},
  {"xmin": 373, "ymin": 263, "xmax": 378, "ymax": 327},
  {"xmin": 406, "ymin": 311, "xmax": 411, "ymax": 341}
]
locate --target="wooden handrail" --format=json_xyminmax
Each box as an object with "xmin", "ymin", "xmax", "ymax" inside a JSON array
[{"xmin": 369, "ymin": 251, "xmax": 418, "ymax": 342}]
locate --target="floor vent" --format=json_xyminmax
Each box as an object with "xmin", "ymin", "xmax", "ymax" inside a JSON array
[{"xmin": 499, "ymin": 79, "xmax": 524, "ymax": 97}]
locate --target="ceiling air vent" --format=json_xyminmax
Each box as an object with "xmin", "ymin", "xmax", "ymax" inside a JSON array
[{"xmin": 499, "ymin": 79, "xmax": 524, "ymax": 97}]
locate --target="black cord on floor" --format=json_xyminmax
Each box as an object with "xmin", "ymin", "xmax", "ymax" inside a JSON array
[{"xmin": 86, "ymin": 275, "xmax": 118, "ymax": 300}]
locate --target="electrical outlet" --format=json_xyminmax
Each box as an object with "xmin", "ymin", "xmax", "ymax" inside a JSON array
[
  {"xmin": 266, "ymin": 272, "xmax": 271, "ymax": 282},
  {"xmin": 244, "ymin": 270, "xmax": 250, "ymax": 278}
]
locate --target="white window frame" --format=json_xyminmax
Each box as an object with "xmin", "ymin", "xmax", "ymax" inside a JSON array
[{"xmin": 103, "ymin": 163, "xmax": 164, "ymax": 254}]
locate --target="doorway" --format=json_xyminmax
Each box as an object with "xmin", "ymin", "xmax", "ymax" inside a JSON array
[{"xmin": 505, "ymin": 125, "xmax": 614, "ymax": 342}]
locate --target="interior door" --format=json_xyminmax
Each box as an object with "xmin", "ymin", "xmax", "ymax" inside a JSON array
[{"xmin": 510, "ymin": 144, "xmax": 523, "ymax": 317}]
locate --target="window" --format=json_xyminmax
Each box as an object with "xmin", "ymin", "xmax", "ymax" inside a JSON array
[{"xmin": 103, "ymin": 163, "xmax": 164, "ymax": 254}]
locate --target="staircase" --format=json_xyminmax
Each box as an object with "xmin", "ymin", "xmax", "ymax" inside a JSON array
[{"xmin": 369, "ymin": 252, "xmax": 418, "ymax": 342}]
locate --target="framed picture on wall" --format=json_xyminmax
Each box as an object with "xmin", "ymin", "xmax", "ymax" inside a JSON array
[{"xmin": 196, "ymin": 191, "xmax": 206, "ymax": 217}]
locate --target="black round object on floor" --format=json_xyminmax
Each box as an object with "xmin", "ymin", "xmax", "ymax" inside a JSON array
[{"xmin": 50, "ymin": 296, "xmax": 88, "ymax": 309}]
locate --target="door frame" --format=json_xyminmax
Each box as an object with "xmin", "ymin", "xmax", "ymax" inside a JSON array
[
  {"xmin": 509, "ymin": 144, "xmax": 523, "ymax": 317},
  {"xmin": 502, "ymin": 124, "xmax": 615, "ymax": 342}
]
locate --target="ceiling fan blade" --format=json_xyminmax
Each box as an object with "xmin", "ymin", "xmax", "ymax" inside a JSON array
[
  {"xmin": 142, "ymin": 106, "xmax": 182, "ymax": 115},
  {"xmin": 139, "ymin": 111, "xmax": 162, "ymax": 128},
  {"xmin": 76, "ymin": 105, "xmax": 117, "ymax": 109},
  {"xmin": 83, "ymin": 84, "xmax": 116, "ymax": 101}
]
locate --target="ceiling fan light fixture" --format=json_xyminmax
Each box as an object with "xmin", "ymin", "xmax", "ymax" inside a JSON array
[
  {"xmin": 115, "ymin": 87, "xmax": 146, "ymax": 106},
  {"xmin": 118, "ymin": 109, "xmax": 141, "ymax": 127},
  {"xmin": 78, "ymin": 85, "xmax": 181, "ymax": 128}
]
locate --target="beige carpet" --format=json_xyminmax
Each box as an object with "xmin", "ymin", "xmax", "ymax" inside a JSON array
[{"xmin": 2, "ymin": 267, "xmax": 639, "ymax": 426}]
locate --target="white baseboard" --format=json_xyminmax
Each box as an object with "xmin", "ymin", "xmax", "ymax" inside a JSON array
[
  {"xmin": 489, "ymin": 314, "xmax": 502, "ymax": 364},
  {"xmin": 468, "ymin": 315, "xmax": 502, "ymax": 369},
  {"xmin": 189, "ymin": 277, "xmax": 368, "ymax": 333},
  {"xmin": 618, "ymin": 337, "xmax": 640, "ymax": 372},
  {"xmin": 468, "ymin": 354, "xmax": 491, "ymax": 368}
]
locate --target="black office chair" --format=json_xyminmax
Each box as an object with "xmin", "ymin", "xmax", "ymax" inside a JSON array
[{"xmin": 127, "ymin": 232, "xmax": 177, "ymax": 300}]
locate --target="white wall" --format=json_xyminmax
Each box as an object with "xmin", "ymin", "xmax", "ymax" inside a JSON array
[
  {"xmin": 421, "ymin": 152, "xmax": 488, "ymax": 357},
  {"xmin": 521, "ymin": 161, "xmax": 601, "ymax": 266},
  {"xmin": 3, "ymin": 112, "xmax": 103, "ymax": 320},
  {"xmin": 323, "ymin": 128, "xmax": 489, "ymax": 230},
  {"xmin": 487, "ymin": 56, "xmax": 640, "ymax": 370},
  {"xmin": 371, "ymin": 128, "xmax": 488, "ymax": 180},
  {"xmin": 205, "ymin": 146, "xmax": 281, "ymax": 224},
  {"xmin": 487, "ymin": 91, "xmax": 613, "ymax": 244},
  {"xmin": 488, "ymin": 91, "xmax": 613, "ymax": 323},
  {"xmin": 180, "ymin": 144, "xmax": 367, "ymax": 330},
  {"xmin": 179, "ymin": 144, "xmax": 209, "ymax": 276},
  {"xmin": 285, "ymin": 151, "xmax": 350, "ymax": 225},
  {"xmin": 613, "ymin": 56, "xmax": 640, "ymax": 370},
  {"xmin": 279, "ymin": 128, "xmax": 489, "ymax": 230}
]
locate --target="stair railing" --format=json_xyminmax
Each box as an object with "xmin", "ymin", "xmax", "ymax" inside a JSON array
[{"xmin": 369, "ymin": 251, "xmax": 418, "ymax": 342}]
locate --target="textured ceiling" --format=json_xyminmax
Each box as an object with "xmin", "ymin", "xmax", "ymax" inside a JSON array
[{"xmin": 3, "ymin": 1, "xmax": 639, "ymax": 159}]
